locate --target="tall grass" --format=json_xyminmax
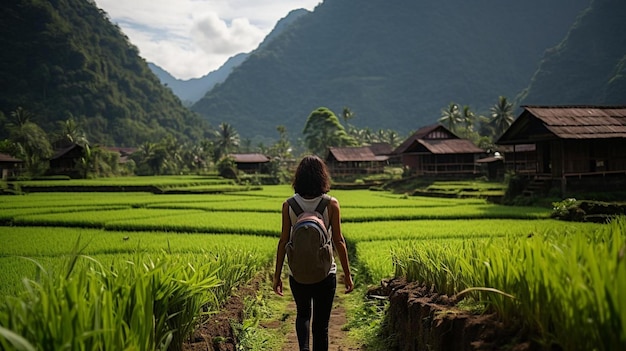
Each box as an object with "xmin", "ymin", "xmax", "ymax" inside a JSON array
[
  {"xmin": 0, "ymin": 235, "xmax": 274, "ymax": 350},
  {"xmin": 391, "ymin": 217, "xmax": 626, "ymax": 350},
  {"xmin": 0, "ymin": 253, "xmax": 219, "ymax": 351}
]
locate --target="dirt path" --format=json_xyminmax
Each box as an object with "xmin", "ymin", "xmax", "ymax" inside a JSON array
[{"xmin": 280, "ymin": 292, "xmax": 360, "ymax": 351}]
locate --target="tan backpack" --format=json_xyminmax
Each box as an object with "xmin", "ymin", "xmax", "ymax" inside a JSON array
[{"xmin": 286, "ymin": 195, "xmax": 332, "ymax": 284}]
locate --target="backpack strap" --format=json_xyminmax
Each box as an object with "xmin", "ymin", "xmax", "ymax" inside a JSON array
[
  {"xmin": 287, "ymin": 197, "xmax": 304, "ymax": 216},
  {"xmin": 314, "ymin": 194, "xmax": 331, "ymax": 215},
  {"xmin": 287, "ymin": 194, "xmax": 331, "ymax": 217}
]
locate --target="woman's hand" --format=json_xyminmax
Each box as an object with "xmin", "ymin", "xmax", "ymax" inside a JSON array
[
  {"xmin": 344, "ymin": 274, "xmax": 354, "ymax": 293},
  {"xmin": 273, "ymin": 275, "xmax": 284, "ymax": 296}
]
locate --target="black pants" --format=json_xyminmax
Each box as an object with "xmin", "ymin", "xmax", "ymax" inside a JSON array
[{"xmin": 289, "ymin": 273, "xmax": 337, "ymax": 351}]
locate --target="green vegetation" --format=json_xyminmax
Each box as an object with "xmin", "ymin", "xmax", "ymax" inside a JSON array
[
  {"xmin": 191, "ymin": 0, "xmax": 589, "ymax": 140},
  {"xmin": 0, "ymin": 0, "xmax": 210, "ymax": 147},
  {"xmin": 391, "ymin": 218, "xmax": 626, "ymax": 350},
  {"xmin": 517, "ymin": 0, "xmax": 626, "ymax": 106},
  {"xmin": 0, "ymin": 177, "xmax": 623, "ymax": 349}
]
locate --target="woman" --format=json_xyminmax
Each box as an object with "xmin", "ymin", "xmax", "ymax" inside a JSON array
[{"xmin": 273, "ymin": 155, "xmax": 354, "ymax": 351}]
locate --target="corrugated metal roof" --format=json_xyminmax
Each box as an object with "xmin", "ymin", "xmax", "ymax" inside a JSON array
[
  {"xmin": 417, "ymin": 139, "xmax": 484, "ymax": 154},
  {"xmin": 0, "ymin": 153, "xmax": 22, "ymax": 163},
  {"xmin": 393, "ymin": 124, "xmax": 461, "ymax": 154},
  {"xmin": 51, "ymin": 144, "xmax": 83, "ymax": 160},
  {"xmin": 368, "ymin": 142, "xmax": 394, "ymax": 155},
  {"xmin": 524, "ymin": 106, "xmax": 626, "ymax": 139},
  {"xmin": 328, "ymin": 146, "xmax": 384, "ymax": 162},
  {"xmin": 229, "ymin": 153, "xmax": 270, "ymax": 163}
]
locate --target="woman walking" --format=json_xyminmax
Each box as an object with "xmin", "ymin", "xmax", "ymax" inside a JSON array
[{"xmin": 273, "ymin": 155, "xmax": 354, "ymax": 351}]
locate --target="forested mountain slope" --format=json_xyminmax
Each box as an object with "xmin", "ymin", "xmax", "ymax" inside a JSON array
[
  {"xmin": 149, "ymin": 9, "xmax": 309, "ymax": 106},
  {"xmin": 516, "ymin": 0, "xmax": 626, "ymax": 106},
  {"xmin": 0, "ymin": 0, "xmax": 210, "ymax": 147},
  {"xmin": 192, "ymin": 0, "xmax": 590, "ymax": 141}
]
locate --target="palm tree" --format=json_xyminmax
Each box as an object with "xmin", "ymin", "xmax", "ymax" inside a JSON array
[
  {"xmin": 489, "ymin": 96, "xmax": 515, "ymax": 138},
  {"xmin": 213, "ymin": 122, "xmax": 240, "ymax": 162},
  {"xmin": 461, "ymin": 105, "xmax": 476, "ymax": 136},
  {"xmin": 439, "ymin": 103, "xmax": 461, "ymax": 132},
  {"xmin": 6, "ymin": 108, "xmax": 52, "ymax": 176},
  {"xmin": 341, "ymin": 107, "xmax": 355, "ymax": 126},
  {"xmin": 56, "ymin": 116, "xmax": 88, "ymax": 147}
]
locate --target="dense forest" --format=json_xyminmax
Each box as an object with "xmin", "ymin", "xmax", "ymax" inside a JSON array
[
  {"xmin": 0, "ymin": 0, "xmax": 211, "ymax": 147},
  {"xmin": 517, "ymin": 0, "xmax": 626, "ymax": 106},
  {"xmin": 191, "ymin": 0, "xmax": 590, "ymax": 141}
]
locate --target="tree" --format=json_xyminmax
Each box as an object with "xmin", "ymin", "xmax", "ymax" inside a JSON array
[
  {"xmin": 55, "ymin": 115, "xmax": 88, "ymax": 147},
  {"xmin": 341, "ymin": 107, "xmax": 355, "ymax": 126},
  {"xmin": 460, "ymin": 105, "xmax": 476, "ymax": 136},
  {"xmin": 6, "ymin": 108, "xmax": 52, "ymax": 176},
  {"xmin": 302, "ymin": 107, "xmax": 357, "ymax": 156},
  {"xmin": 438, "ymin": 102, "xmax": 461, "ymax": 132},
  {"xmin": 269, "ymin": 125, "xmax": 292, "ymax": 160},
  {"xmin": 489, "ymin": 96, "xmax": 515, "ymax": 138},
  {"xmin": 213, "ymin": 122, "xmax": 240, "ymax": 162}
]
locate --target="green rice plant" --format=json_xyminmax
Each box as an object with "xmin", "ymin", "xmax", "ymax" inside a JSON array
[
  {"xmin": 12, "ymin": 209, "xmax": 205, "ymax": 228},
  {"xmin": 105, "ymin": 211, "xmax": 279, "ymax": 235},
  {"xmin": 329, "ymin": 190, "xmax": 487, "ymax": 208},
  {"xmin": 11, "ymin": 175, "xmax": 232, "ymax": 188},
  {"xmin": 355, "ymin": 240, "xmax": 397, "ymax": 283},
  {"xmin": 0, "ymin": 234, "xmax": 275, "ymax": 351},
  {"xmin": 0, "ymin": 252, "xmax": 221, "ymax": 351},
  {"xmin": 146, "ymin": 198, "xmax": 281, "ymax": 213},
  {"xmin": 0, "ymin": 227, "xmax": 277, "ymax": 297},
  {"xmin": 391, "ymin": 217, "xmax": 626, "ymax": 350},
  {"xmin": 342, "ymin": 219, "xmax": 603, "ymax": 242},
  {"xmin": 340, "ymin": 204, "xmax": 550, "ymax": 222}
]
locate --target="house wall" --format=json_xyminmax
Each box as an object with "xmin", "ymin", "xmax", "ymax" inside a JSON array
[
  {"xmin": 557, "ymin": 140, "xmax": 626, "ymax": 176},
  {"xmin": 404, "ymin": 154, "xmax": 478, "ymax": 177},
  {"xmin": 327, "ymin": 161, "xmax": 385, "ymax": 176}
]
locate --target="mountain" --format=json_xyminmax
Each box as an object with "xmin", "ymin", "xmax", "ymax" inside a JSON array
[
  {"xmin": 149, "ymin": 9, "xmax": 310, "ymax": 106},
  {"xmin": 148, "ymin": 54, "xmax": 247, "ymax": 106},
  {"xmin": 191, "ymin": 0, "xmax": 591, "ymax": 141},
  {"xmin": 0, "ymin": 0, "xmax": 211, "ymax": 147},
  {"xmin": 516, "ymin": 0, "xmax": 626, "ymax": 107}
]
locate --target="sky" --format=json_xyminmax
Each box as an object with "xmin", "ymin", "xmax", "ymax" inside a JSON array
[{"xmin": 93, "ymin": 0, "xmax": 321, "ymax": 80}]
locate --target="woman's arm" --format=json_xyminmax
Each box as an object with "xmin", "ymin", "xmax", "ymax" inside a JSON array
[
  {"xmin": 273, "ymin": 201, "xmax": 291, "ymax": 296},
  {"xmin": 329, "ymin": 198, "xmax": 354, "ymax": 293}
]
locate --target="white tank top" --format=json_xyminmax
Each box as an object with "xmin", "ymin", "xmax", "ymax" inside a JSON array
[{"xmin": 288, "ymin": 193, "xmax": 337, "ymax": 275}]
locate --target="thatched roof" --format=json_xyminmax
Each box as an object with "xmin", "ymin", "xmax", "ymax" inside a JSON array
[
  {"xmin": 498, "ymin": 106, "xmax": 626, "ymax": 144},
  {"xmin": 229, "ymin": 153, "xmax": 270, "ymax": 163}
]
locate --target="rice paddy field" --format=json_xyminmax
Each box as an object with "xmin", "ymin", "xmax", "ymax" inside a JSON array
[{"xmin": 0, "ymin": 176, "xmax": 624, "ymax": 350}]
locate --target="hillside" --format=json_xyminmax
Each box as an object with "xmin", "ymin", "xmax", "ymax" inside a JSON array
[
  {"xmin": 192, "ymin": 0, "xmax": 590, "ymax": 141},
  {"xmin": 0, "ymin": 0, "xmax": 210, "ymax": 147},
  {"xmin": 149, "ymin": 9, "xmax": 310, "ymax": 106},
  {"xmin": 516, "ymin": 0, "xmax": 626, "ymax": 106}
]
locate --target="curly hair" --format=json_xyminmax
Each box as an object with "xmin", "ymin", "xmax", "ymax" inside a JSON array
[{"xmin": 292, "ymin": 155, "xmax": 331, "ymax": 197}]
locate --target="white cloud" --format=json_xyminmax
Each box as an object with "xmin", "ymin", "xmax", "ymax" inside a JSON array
[{"xmin": 94, "ymin": 0, "xmax": 320, "ymax": 79}]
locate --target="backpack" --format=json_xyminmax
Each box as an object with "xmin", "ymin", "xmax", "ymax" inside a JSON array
[{"xmin": 286, "ymin": 195, "xmax": 333, "ymax": 284}]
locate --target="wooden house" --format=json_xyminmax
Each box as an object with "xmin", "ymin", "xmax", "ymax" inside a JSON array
[
  {"xmin": 103, "ymin": 146, "xmax": 138, "ymax": 165},
  {"xmin": 496, "ymin": 106, "xmax": 626, "ymax": 192},
  {"xmin": 48, "ymin": 143, "xmax": 84, "ymax": 178},
  {"xmin": 229, "ymin": 153, "xmax": 270, "ymax": 173},
  {"xmin": 326, "ymin": 146, "xmax": 389, "ymax": 177},
  {"xmin": 0, "ymin": 153, "xmax": 23, "ymax": 180},
  {"xmin": 477, "ymin": 144, "xmax": 536, "ymax": 180},
  {"xmin": 393, "ymin": 124, "xmax": 484, "ymax": 178}
]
